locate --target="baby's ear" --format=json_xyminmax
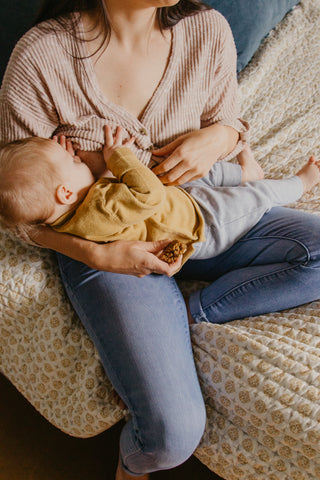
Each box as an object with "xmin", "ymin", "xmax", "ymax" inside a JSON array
[{"xmin": 56, "ymin": 184, "xmax": 77, "ymax": 205}]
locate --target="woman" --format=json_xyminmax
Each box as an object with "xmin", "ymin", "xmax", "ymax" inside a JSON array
[{"xmin": 1, "ymin": 1, "xmax": 320, "ymax": 478}]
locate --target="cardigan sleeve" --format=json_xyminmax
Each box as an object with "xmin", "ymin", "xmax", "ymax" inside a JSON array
[
  {"xmin": 0, "ymin": 32, "xmax": 60, "ymax": 245},
  {"xmin": 200, "ymin": 13, "xmax": 248, "ymax": 160},
  {"xmin": 0, "ymin": 32, "xmax": 59, "ymax": 145},
  {"xmin": 105, "ymin": 147, "xmax": 165, "ymax": 218}
]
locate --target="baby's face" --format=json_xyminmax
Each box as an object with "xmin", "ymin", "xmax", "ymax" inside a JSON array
[{"xmin": 49, "ymin": 141, "xmax": 95, "ymax": 197}]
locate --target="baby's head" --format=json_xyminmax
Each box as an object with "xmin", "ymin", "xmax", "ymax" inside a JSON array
[{"xmin": 0, "ymin": 137, "xmax": 94, "ymax": 234}]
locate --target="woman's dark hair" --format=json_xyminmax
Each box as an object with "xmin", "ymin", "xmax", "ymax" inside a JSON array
[{"xmin": 35, "ymin": 0, "xmax": 211, "ymax": 56}]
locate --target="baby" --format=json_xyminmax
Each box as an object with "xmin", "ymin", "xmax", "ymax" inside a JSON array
[{"xmin": 0, "ymin": 125, "xmax": 319, "ymax": 269}]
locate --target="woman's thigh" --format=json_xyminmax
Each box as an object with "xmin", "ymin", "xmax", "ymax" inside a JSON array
[
  {"xmin": 179, "ymin": 207, "xmax": 320, "ymax": 323},
  {"xmin": 56, "ymin": 253, "xmax": 205, "ymax": 438}
]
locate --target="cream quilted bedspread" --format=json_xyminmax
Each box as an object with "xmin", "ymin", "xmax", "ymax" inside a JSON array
[
  {"xmin": 0, "ymin": 0, "xmax": 320, "ymax": 478},
  {"xmin": 192, "ymin": 0, "xmax": 320, "ymax": 478}
]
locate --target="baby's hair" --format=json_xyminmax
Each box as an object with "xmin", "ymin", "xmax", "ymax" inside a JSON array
[{"xmin": 0, "ymin": 137, "xmax": 62, "ymax": 235}]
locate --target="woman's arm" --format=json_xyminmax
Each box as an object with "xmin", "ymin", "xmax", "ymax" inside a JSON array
[
  {"xmin": 152, "ymin": 13, "xmax": 247, "ymax": 186},
  {"xmin": 32, "ymin": 226, "xmax": 181, "ymax": 277},
  {"xmin": 152, "ymin": 123, "xmax": 239, "ymax": 185}
]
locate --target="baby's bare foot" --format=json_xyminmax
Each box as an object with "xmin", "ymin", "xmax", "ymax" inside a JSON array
[
  {"xmin": 296, "ymin": 156, "xmax": 320, "ymax": 193},
  {"xmin": 237, "ymin": 144, "xmax": 264, "ymax": 183}
]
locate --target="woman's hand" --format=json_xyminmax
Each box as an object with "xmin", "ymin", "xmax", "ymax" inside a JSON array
[
  {"xmin": 32, "ymin": 226, "xmax": 181, "ymax": 278},
  {"xmin": 88, "ymin": 239, "xmax": 182, "ymax": 277},
  {"xmin": 152, "ymin": 124, "xmax": 239, "ymax": 185}
]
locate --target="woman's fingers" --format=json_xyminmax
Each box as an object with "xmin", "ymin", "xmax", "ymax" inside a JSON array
[
  {"xmin": 146, "ymin": 239, "xmax": 174, "ymax": 254},
  {"xmin": 148, "ymin": 255, "xmax": 182, "ymax": 277},
  {"xmin": 52, "ymin": 134, "xmax": 66, "ymax": 149},
  {"xmin": 157, "ymin": 163, "xmax": 187, "ymax": 185},
  {"xmin": 137, "ymin": 255, "xmax": 177, "ymax": 277},
  {"xmin": 100, "ymin": 240, "xmax": 183, "ymax": 277},
  {"xmin": 152, "ymin": 137, "xmax": 182, "ymax": 157},
  {"xmin": 125, "ymin": 240, "xmax": 183, "ymax": 277},
  {"xmin": 153, "ymin": 156, "xmax": 205, "ymax": 185},
  {"xmin": 152, "ymin": 154, "xmax": 182, "ymax": 177},
  {"xmin": 144, "ymin": 240, "xmax": 183, "ymax": 276}
]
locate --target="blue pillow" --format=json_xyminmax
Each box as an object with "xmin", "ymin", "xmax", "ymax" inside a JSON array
[{"xmin": 205, "ymin": 0, "xmax": 300, "ymax": 73}]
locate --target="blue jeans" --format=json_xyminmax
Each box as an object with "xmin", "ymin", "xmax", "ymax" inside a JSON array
[{"xmin": 57, "ymin": 206, "xmax": 320, "ymax": 476}]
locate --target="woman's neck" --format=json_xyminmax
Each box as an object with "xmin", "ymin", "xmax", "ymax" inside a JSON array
[
  {"xmin": 99, "ymin": 1, "xmax": 159, "ymax": 50},
  {"xmin": 81, "ymin": 1, "xmax": 172, "ymax": 119}
]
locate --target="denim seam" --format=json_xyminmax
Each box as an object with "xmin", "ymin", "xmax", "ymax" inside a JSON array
[
  {"xmin": 172, "ymin": 279, "xmax": 198, "ymax": 360},
  {"xmin": 120, "ymin": 450, "xmax": 153, "ymax": 477},
  {"xmin": 202, "ymin": 263, "xmax": 306, "ymax": 321},
  {"xmin": 189, "ymin": 289, "xmax": 207, "ymax": 323},
  {"xmin": 195, "ymin": 234, "xmax": 311, "ymax": 322},
  {"xmin": 238, "ymin": 234, "xmax": 311, "ymax": 265}
]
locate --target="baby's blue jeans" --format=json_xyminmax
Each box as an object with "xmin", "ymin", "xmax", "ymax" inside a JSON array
[{"xmin": 57, "ymin": 206, "xmax": 320, "ymax": 476}]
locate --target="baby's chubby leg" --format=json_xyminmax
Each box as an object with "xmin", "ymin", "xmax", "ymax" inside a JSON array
[
  {"xmin": 237, "ymin": 146, "xmax": 320, "ymax": 193},
  {"xmin": 184, "ymin": 156, "xmax": 317, "ymax": 264},
  {"xmin": 245, "ymin": 155, "xmax": 320, "ymax": 205},
  {"xmin": 196, "ymin": 144, "xmax": 263, "ymax": 189},
  {"xmin": 238, "ymin": 147, "xmax": 320, "ymax": 191}
]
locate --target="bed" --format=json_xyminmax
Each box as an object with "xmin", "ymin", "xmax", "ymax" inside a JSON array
[{"xmin": 1, "ymin": 0, "xmax": 319, "ymax": 478}]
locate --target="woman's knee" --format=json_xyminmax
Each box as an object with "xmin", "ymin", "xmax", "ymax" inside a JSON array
[
  {"xmin": 144, "ymin": 399, "xmax": 206, "ymax": 470},
  {"xmin": 268, "ymin": 208, "xmax": 320, "ymax": 267},
  {"xmin": 292, "ymin": 221, "xmax": 320, "ymax": 268}
]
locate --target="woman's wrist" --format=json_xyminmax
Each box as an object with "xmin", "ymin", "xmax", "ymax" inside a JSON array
[
  {"xmin": 31, "ymin": 226, "xmax": 102, "ymax": 268},
  {"xmin": 85, "ymin": 241, "xmax": 110, "ymax": 270},
  {"xmin": 208, "ymin": 123, "xmax": 240, "ymax": 159}
]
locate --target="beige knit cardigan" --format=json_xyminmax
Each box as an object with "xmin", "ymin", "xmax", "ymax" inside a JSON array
[{"xmin": 0, "ymin": 9, "xmax": 247, "ymax": 166}]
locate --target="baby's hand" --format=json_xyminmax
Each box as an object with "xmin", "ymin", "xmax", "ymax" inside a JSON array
[
  {"xmin": 103, "ymin": 125, "xmax": 135, "ymax": 166},
  {"xmin": 52, "ymin": 134, "xmax": 76, "ymax": 157}
]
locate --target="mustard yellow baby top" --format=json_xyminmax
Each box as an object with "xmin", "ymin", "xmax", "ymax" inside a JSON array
[{"xmin": 50, "ymin": 148, "xmax": 205, "ymax": 265}]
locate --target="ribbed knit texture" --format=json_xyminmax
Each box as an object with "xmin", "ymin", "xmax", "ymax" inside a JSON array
[{"xmin": 0, "ymin": 9, "xmax": 247, "ymax": 167}]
